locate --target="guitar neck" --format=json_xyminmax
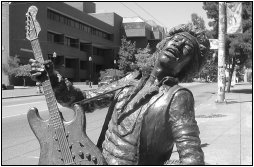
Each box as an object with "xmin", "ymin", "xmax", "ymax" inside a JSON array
[{"xmin": 31, "ymin": 39, "xmax": 62, "ymax": 129}]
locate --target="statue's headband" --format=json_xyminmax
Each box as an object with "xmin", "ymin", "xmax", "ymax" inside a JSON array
[
  {"xmin": 176, "ymin": 32, "xmax": 200, "ymax": 53},
  {"xmin": 175, "ymin": 32, "xmax": 202, "ymax": 71}
]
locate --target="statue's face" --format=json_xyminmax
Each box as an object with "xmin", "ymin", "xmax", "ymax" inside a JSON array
[{"xmin": 152, "ymin": 34, "xmax": 195, "ymax": 80}]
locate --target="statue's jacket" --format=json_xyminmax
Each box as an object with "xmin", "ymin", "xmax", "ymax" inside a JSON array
[{"xmin": 51, "ymin": 71, "xmax": 204, "ymax": 165}]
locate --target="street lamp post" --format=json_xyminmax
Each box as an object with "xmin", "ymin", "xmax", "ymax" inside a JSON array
[
  {"xmin": 89, "ymin": 56, "xmax": 92, "ymax": 88},
  {"xmin": 53, "ymin": 52, "xmax": 57, "ymax": 65},
  {"xmin": 114, "ymin": 59, "xmax": 116, "ymax": 76}
]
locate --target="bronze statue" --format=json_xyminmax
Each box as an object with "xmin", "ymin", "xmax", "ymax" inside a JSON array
[{"xmin": 30, "ymin": 23, "xmax": 210, "ymax": 165}]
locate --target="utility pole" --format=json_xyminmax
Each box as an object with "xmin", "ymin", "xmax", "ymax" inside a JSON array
[{"xmin": 216, "ymin": 2, "xmax": 226, "ymax": 103}]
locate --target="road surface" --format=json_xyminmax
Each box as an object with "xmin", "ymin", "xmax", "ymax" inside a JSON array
[{"xmin": 2, "ymin": 83, "xmax": 216, "ymax": 165}]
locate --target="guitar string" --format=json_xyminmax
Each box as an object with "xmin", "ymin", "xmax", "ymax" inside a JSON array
[
  {"xmin": 32, "ymin": 40, "xmax": 74, "ymax": 164},
  {"xmin": 48, "ymin": 98, "xmax": 69, "ymax": 163},
  {"xmin": 52, "ymin": 111, "xmax": 72, "ymax": 164},
  {"xmin": 57, "ymin": 126, "xmax": 71, "ymax": 163},
  {"xmin": 45, "ymin": 85, "xmax": 69, "ymax": 163},
  {"xmin": 54, "ymin": 108, "xmax": 72, "ymax": 163},
  {"xmin": 60, "ymin": 126, "xmax": 74, "ymax": 163},
  {"xmin": 56, "ymin": 128, "xmax": 68, "ymax": 163},
  {"xmin": 57, "ymin": 128, "xmax": 68, "ymax": 163},
  {"xmin": 59, "ymin": 126, "xmax": 71, "ymax": 163}
]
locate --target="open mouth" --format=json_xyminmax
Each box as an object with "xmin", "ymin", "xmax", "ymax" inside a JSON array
[{"xmin": 164, "ymin": 47, "xmax": 180, "ymax": 60}]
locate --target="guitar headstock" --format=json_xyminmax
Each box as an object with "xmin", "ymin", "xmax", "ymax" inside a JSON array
[{"xmin": 25, "ymin": 6, "xmax": 41, "ymax": 41}]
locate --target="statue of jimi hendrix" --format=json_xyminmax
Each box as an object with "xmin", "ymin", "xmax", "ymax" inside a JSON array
[{"xmin": 30, "ymin": 23, "xmax": 210, "ymax": 165}]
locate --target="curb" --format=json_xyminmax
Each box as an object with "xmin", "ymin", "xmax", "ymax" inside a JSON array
[{"xmin": 2, "ymin": 94, "xmax": 43, "ymax": 99}]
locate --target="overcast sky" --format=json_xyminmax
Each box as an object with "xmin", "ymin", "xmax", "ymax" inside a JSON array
[{"xmin": 95, "ymin": 2, "xmax": 213, "ymax": 30}]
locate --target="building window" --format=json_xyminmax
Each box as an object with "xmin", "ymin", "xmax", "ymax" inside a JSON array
[
  {"xmin": 47, "ymin": 9, "xmax": 61, "ymax": 22},
  {"xmin": 65, "ymin": 58, "xmax": 76, "ymax": 68},
  {"xmin": 47, "ymin": 9, "xmax": 113, "ymax": 41},
  {"xmin": 80, "ymin": 60, "xmax": 87, "ymax": 70},
  {"xmin": 75, "ymin": 22, "xmax": 79, "ymax": 29},
  {"xmin": 59, "ymin": 15, "xmax": 64, "ymax": 23},
  {"xmin": 87, "ymin": 27, "xmax": 91, "ymax": 33},
  {"xmin": 47, "ymin": 32, "xmax": 54, "ymax": 42},
  {"xmin": 47, "ymin": 10, "xmax": 53, "ymax": 20},
  {"xmin": 47, "ymin": 31, "xmax": 64, "ymax": 44},
  {"xmin": 65, "ymin": 37, "xmax": 70, "ymax": 46},
  {"xmin": 79, "ymin": 23, "xmax": 83, "ymax": 30},
  {"xmin": 65, "ymin": 36, "xmax": 79, "ymax": 48},
  {"xmin": 80, "ymin": 42, "xmax": 90, "ymax": 52}
]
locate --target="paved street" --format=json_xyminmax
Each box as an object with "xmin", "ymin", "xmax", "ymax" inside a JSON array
[{"xmin": 1, "ymin": 82, "xmax": 252, "ymax": 165}]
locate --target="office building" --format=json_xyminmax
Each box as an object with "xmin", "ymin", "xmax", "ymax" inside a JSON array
[
  {"xmin": 6, "ymin": 2, "xmax": 122, "ymax": 85},
  {"xmin": 3, "ymin": 2, "xmax": 166, "ymax": 86},
  {"xmin": 122, "ymin": 17, "xmax": 166, "ymax": 53}
]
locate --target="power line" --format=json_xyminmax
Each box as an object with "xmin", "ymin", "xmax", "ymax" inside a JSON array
[
  {"xmin": 119, "ymin": 2, "xmax": 146, "ymax": 21},
  {"xmin": 134, "ymin": 2, "xmax": 167, "ymax": 28},
  {"xmin": 120, "ymin": 2, "xmax": 167, "ymax": 30},
  {"xmin": 2, "ymin": 2, "xmax": 34, "ymax": 5}
]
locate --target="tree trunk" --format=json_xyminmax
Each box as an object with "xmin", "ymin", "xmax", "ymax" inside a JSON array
[
  {"xmin": 23, "ymin": 77, "xmax": 26, "ymax": 87},
  {"xmin": 226, "ymin": 58, "xmax": 236, "ymax": 92}
]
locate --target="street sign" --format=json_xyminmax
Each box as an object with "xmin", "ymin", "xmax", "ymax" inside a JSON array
[{"xmin": 227, "ymin": 2, "xmax": 243, "ymax": 34}]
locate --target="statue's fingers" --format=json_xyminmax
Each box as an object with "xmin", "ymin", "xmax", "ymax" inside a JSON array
[
  {"xmin": 31, "ymin": 64, "xmax": 45, "ymax": 72},
  {"xmin": 29, "ymin": 59, "xmax": 38, "ymax": 64},
  {"xmin": 31, "ymin": 62, "xmax": 39, "ymax": 68},
  {"xmin": 30, "ymin": 59, "xmax": 43, "ymax": 68},
  {"xmin": 31, "ymin": 72, "xmax": 42, "ymax": 81}
]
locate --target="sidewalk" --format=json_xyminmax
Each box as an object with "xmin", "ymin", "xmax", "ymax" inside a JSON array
[
  {"xmin": 171, "ymin": 82, "xmax": 252, "ymax": 165},
  {"xmin": 1, "ymin": 84, "xmax": 98, "ymax": 99},
  {"xmin": 2, "ymin": 82, "xmax": 204, "ymax": 99}
]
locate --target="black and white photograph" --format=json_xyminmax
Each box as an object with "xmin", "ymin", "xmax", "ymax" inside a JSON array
[{"xmin": 2, "ymin": 1, "xmax": 252, "ymax": 165}]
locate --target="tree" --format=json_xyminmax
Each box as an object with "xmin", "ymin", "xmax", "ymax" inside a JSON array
[
  {"xmin": 135, "ymin": 44, "xmax": 156, "ymax": 76},
  {"xmin": 15, "ymin": 64, "xmax": 31, "ymax": 86},
  {"xmin": 203, "ymin": 2, "xmax": 253, "ymax": 91},
  {"xmin": 226, "ymin": 2, "xmax": 252, "ymax": 91},
  {"xmin": 191, "ymin": 13, "xmax": 206, "ymax": 30},
  {"xmin": 190, "ymin": 13, "xmax": 218, "ymax": 82},
  {"xmin": 203, "ymin": 2, "xmax": 219, "ymax": 38},
  {"xmin": 199, "ymin": 51, "xmax": 218, "ymax": 82},
  {"xmin": 2, "ymin": 55, "xmax": 32, "ymax": 86},
  {"xmin": 99, "ymin": 68, "xmax": 124, "ymax": 81},
  {"xmin": 2, "ymin": 55, "xmax": 20, "ymax": 76},
  {"xmin": 118, "ymin": 36, "xmax": 137, "ymax": 74}
]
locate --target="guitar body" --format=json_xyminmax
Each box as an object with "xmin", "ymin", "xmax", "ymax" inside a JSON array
[{"xmin": 27, "ymin": 104, "xmax": 106, "ymax": 165}]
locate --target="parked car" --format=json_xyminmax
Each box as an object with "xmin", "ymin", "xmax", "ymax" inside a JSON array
[
  {"xmin": 98, "ymin": 75, "xmax": 120, "ymax": 87},
  {"xmin": 2, "ymin": 84, "xmax": 7, "ymax": 90}
]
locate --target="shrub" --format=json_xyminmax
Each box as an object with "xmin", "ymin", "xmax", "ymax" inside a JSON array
[{"xmin": 99, "ymin": 68, "xmax": 124, "ymax": 81}]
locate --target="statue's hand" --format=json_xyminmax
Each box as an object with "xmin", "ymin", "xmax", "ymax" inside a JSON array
[{"xmin": 29, "ymin": 59, "xmax": 54, "ymax": 83}]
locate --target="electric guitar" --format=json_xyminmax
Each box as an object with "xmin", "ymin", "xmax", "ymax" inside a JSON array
[{"xmin": 25, "ymin": 6, "xmax": 106, "ymax": 165}]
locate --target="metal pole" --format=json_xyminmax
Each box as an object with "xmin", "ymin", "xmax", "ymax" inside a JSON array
[
  {"xmin": 89, "ymin": 56, "xmax": 92, "ymax": 88},
  {"xmin": 53, "ymin": 52, "xmax": 57, "ymax": 65},
  {"xmin": 217, "ymin": 2, "xmax": 226, "ymax": 103},
  {"xmin": 114, "ymin": 59, "xmax": 116, "ymax": 77}
]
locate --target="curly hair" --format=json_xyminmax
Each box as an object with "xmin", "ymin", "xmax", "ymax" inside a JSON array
[
  {"xmin": 167, "ymin": 23, "xmax": 210, "ymax": 57},
  {"xmin": 155, "ymin": 23, "xmax": 210, "ymax": 81}
]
